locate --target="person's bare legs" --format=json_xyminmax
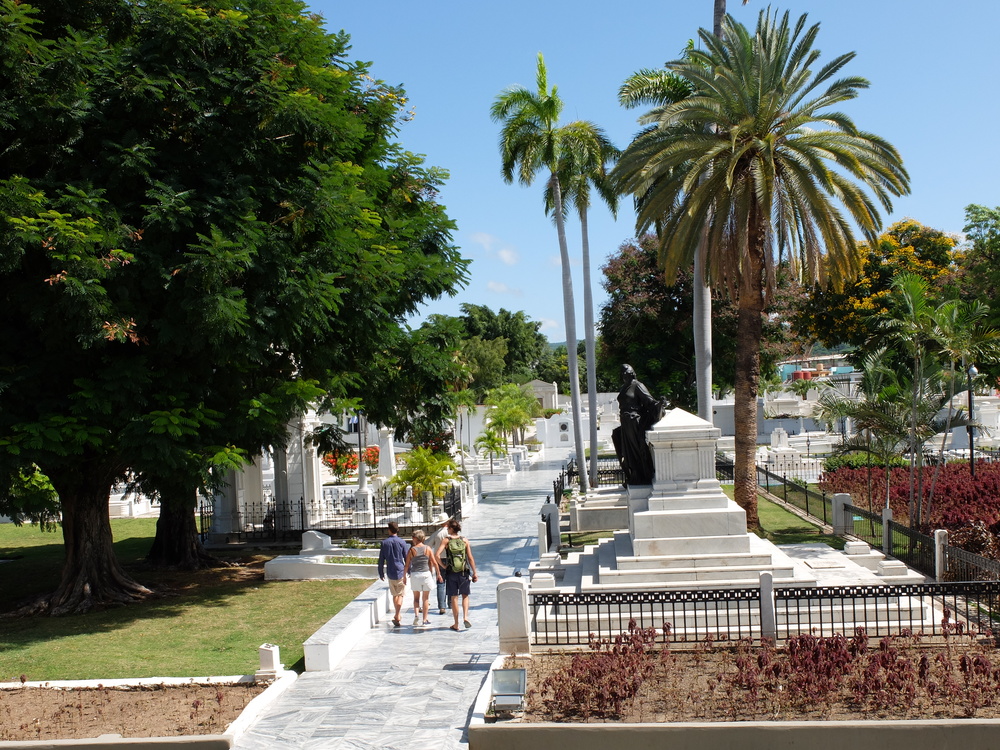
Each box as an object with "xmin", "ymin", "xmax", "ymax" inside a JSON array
[
  {"xmin": 393, "ymin": 592, "xmax": 403, "ymax": 623},
  {"xmin": 462, "ymin": 594, "xmax": 471, "ymax": 627},
  {"xmin": 412, "ymin": 591, "xmax": 421, "ymax": 624},
  {"xmin": 421, "ymin": 591, "xmax": 430, "ymax": 621},
  {"xmin": 450, "ymin": 594, "xmax": 460, "ymax": 629}
]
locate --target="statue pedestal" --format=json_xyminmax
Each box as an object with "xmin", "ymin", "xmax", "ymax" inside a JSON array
[{"xmin": 533, "ymin": 408, "xmax": 816, "ymax": 591}]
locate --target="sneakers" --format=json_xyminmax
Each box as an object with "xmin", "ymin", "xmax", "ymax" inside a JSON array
[
  {"xmin": 423, "ymin": 619, "xmax": 431, "ymax": 626},
  {"xmin": 392, "ymin": 618, "xmax": 401, "ymax": 628},
  {"xmin": 438, "ymin": 609, "xmax": 446, "ymax": 615},
  {"xmin": 413, "ymin": 616, "xmax": 421, "ymax": 627}
]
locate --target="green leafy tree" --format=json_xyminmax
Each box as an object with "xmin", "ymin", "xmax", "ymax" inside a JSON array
[
  {"xmin": 797, "ymin": 220, "xmax": 957, "ymax": 353},
  {"xmin": 0, "ymin": 0, "xmax": 466, "ymax": 612},
  {"xmin": 598, "ymin": 234, "xmax": 796, "ymax": 411},
  {"xmin": 491, "ymin": 53, "xmax": 589, "ymax": 492},
  {"xmin": 459, "ymin": 304, "xmax": 549, "ymax": 384},
  {"xmin": 612, "ymin": 10, "xmax": 908, "ymax": 529}
]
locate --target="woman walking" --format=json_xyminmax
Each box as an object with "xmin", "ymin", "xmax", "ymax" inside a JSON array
[{"xmin": 403, "ymin": 529, "xmax": 439, "ymax": 627}]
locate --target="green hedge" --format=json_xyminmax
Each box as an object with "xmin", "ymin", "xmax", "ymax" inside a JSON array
[{"xmin": 822, "ymin": 452, "xmax": 908, "ymax": 473}]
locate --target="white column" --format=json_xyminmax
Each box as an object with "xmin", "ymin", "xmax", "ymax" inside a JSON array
[
  {"xmin": 497, "ymin": 578, "xmax": 531, "ymax": 655},
  {"xmin": 378, "ymin": 427, "xmax": 396, "ymax": 478}
]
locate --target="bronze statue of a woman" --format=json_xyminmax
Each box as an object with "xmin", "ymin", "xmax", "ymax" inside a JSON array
[{"xmin": 612, "ymin": 364, "xmax": 666, "ymax": 486}]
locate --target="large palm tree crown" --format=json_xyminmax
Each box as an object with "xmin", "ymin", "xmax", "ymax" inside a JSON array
[
  {"xmin": 490, "ymin": 54, "xmax": 564, "ymax": 185},
  {"xmin": 615, "ymin": 9, "xmax": 910, "ymax": 296}
]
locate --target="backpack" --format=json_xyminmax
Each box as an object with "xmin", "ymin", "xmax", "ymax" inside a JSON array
[{"xmin": 447, "ymin": 536, "xmax": 467, "ymax": 574}]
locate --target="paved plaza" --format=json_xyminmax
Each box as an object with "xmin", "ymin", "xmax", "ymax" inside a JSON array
[{"xmin": 232, "ymin": 448, "xmax": 568, "ymax": 750}]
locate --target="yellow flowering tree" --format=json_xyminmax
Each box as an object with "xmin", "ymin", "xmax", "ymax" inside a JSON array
[{"xmin": 796, "ymin": 220, "xmax": 957, "ymax": 351}]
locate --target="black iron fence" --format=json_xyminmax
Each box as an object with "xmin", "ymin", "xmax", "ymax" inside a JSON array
[
  {"xmin": 946, "ymin": 546, "xmax": 1000, "ymax": 582},
  {"xmin": 530, "ymin": 581, "xmax": 1000, "ymax": 646},
  {"xmin": 199, "ymin": 483, "xmax": 462, "ymax": 543},
  {"xmin": 553, "ymin": 470, "xmax": 565, "ymax": 504},
  {"xmin": 531, "ymin": 588, "xmax": 761, "ymax": 646},
  {"xmin": 566, "ymin": 457, "xmax": 626, "ymax": 488},
  {"xmin": 846, "ymin": 503, "xmax": 883, "ymax": 549},
  {"xmin": 888, "ymin": 520, "xmax": 936, "ymax": 576}
]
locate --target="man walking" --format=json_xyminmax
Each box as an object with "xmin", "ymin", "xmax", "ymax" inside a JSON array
[
  {"xmin": 378, "ymin": 521, "xmax": 409, "ymax": 627},
  {"xmin": 426, "ymin": 519, "xmax": 450, "ymax": 615}
]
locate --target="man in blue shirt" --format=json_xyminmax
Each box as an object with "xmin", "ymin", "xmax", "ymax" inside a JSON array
[{"xmin": 378, "ymin": 521, "xmax": 410, "ymax": 627}]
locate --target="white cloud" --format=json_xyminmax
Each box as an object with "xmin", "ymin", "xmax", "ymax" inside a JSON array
[
  {"xmin": 486, "ymin": 281, "xmax": 523, "ymax": 297},
  {"xmin": 497, "ymin": 248, "xmax": 519, "ymax": 265},
  {"xmin": 539, "ymin": 317, "xmax": 560, "ymax": 332},
  {"xmin": 470, "ymin": 232, "xmax": 519, "ymax": 266}
]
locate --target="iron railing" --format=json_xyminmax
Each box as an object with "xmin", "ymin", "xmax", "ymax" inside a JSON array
[
  {"xmin": 199, "ymin": 483, "xmax": 462, "ymax": 543},
  {"xmin": 531, "ymin": 588, "xmax": 761, "ymax": 646},
  {"xmin": 945, "ymin": 546, "xmax": 1000, "ymax": 582},
  {"xmin": 845, "ymin": 503, "xmax": 883, "ymax": 549},
  {"xmin": 530, "ymin": 581, "xmax": 1000, "ymax": 646},
  {"xmin": 888, "ymin": 520, "xmax": 936, "ymax": 577}
]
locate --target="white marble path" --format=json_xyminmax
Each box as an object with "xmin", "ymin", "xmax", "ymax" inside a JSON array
[{"xmin": 232, "ymin": 448, "xmax": 569, "ymax": 750}]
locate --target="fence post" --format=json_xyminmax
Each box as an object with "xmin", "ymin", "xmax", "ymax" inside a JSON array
[
  {"xmin": 934, "ymin": 529, "xmax": 949, "ymax": 581},
  {"xmin": 881, "ymin": 506, "xmax": 893, "ymax": 555},
  {"xmin": 497, "ymin": 577, "xmax": 531, "ymax": 655},
  {"xmin": 759, "ymin": 571, "xmax": 776, "ymax": 641},
  {"xmin": 831, "ymin": 493, "xmax": 851, "ymax": 536}
]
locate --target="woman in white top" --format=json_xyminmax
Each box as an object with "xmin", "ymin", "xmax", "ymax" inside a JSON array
[{"xmin": 403, "ymin": 529, "xmax": 440, "ymax": 627}]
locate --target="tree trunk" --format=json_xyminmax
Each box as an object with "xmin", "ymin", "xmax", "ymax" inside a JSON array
[
  {"xmin": 38, "ymin": 462, "xmax": 151, "ymax": 616},
  {"xmin": 694, "ymin": 234, "xmax": 714, "ymax": 424},
  {"xmin": 733, "ymin": 225, "xmax": 765, "ymax": 532},
  {"xmin": 580, "ymin": 207, "xmax": 601, "ymax": 488},
  {"xmin": 147, "ymin": 485, "xmax": 219, "ymax": 570},
  {"xmin": 551, "ymin": 172, "xmax": 589, "ymax": 493},
  {"xmin": 714, "ymin": 0, "xmax": 727, "ymax": 38}
]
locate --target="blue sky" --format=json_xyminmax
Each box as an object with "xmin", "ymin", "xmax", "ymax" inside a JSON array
[{"xmin": 308, "ymin": 0, "xmax": 1000, "ymax": 342}]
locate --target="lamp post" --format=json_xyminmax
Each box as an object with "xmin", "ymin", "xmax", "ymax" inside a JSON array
[{"xmin": 968, "ymin": 365, "xmax": 978, "ymax": 478}]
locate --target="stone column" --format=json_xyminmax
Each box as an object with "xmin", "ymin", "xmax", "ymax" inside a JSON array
[
  {"xmin": 497, "ymin": 578, "xmax": 531, "ymax": 655},
  {"xmin": 378, "ymin": 427, "xmax": 396, "ymax": 478}
]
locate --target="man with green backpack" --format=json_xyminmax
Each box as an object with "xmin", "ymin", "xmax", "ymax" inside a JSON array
[{"xmin": 435, "ymin": 518, "xmax": 478, "ymax": 631}]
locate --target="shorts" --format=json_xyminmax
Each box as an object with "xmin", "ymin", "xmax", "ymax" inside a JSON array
[
  {"xmin": 409, "ymin": 571, "xmax": 433, "ymax": 593},
  {"xmin": 387, "ymin": 577, "xmax": 406, "ymax": 597},
  {"xmin": 445, "ymin": 570, "xmax": 471, "ymax": 598}
]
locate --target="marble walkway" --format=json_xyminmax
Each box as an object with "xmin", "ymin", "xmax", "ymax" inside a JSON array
[{"xmin": 232, "ymin": 448, "xmax": 569, "ymax": 750}]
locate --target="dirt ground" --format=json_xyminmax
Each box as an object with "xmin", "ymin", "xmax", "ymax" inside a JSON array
[
  {"xmin": 0, "ymin": 683, "xmax": 267, "ymax": 741},
  {"xmin": 514, "ymin": 638, "xmax": 1000, "ymax": 723}
]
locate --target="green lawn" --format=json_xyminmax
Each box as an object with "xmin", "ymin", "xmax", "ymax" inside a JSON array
[{"xmin": 0, "ymin": 520, "xmax": 372, "ymax": 681}]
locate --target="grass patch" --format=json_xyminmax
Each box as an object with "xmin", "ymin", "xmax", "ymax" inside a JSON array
[
  {"xmin": 0, "ymin": 520, "xmax": 373, "ymax": 681},
  {"xmin": 756, "ymin": 495, "xmax": 844, "ymax": 549},
  {"xmin": 559, "ymin": 529, "xmax": 614, "ymax": 557}
]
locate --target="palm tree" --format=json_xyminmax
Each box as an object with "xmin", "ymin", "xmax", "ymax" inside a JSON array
[
  {"xmin": 491, "ymin": 53, "xmax": 589, "ymax": 492},
  {"xmin": 549, "ymin": 122, "xmax": 619, "ymax": 487},
  {"xmin": 612, "ymin": 10, "xmax": 909, "ymax": 529},
  {"xmin": 474, "ymin": 428, "xmax": 507, "ymax": 475}
]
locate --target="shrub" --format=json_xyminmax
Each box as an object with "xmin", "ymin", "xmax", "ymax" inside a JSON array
[
  {"xmin": 821, "ymin": 462, "xmax": 1000, "ymax": 532},
  {"xmin": 322, "ymin": 450, "xmax": 359, "ymax": 482},
  {"xmin": 823, "ymin": 452, "xmax": 908, "ymax": 473}
]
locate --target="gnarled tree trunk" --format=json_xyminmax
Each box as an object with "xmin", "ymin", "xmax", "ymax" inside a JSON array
[
  {"xmin": 39, "ymin": 461, "xmax": 151, "ymax": 616},
  {"xmin": 147, "ymin": 484, "xmax": 220, "ymax": 570}
]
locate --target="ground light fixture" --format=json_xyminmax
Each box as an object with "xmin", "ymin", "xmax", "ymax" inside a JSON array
[
  {"xmin": 490, "ymin": 668, "xmax": 527, "ymax": 714},
  {"xmin": 968, "ymin": 364, "xmax": 978, "ymax": 478}
]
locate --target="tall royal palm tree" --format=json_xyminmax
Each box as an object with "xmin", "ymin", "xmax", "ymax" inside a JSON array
[
  {"xmin": 613, "ymin": 10, "xmax": 909, "ymax": 529},
  {"xmin": 491, "ymin": 53, "xmax": 590, "ymax": 491},
  {"xmin": 549, "ymin": 122, "xmax": 619, "ymax": 487}
]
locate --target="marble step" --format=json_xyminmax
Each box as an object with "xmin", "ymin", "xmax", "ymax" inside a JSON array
[
  {"xmin": 615, "ymin": 551, "xmax": 775, "ymax": 570},
  {"xmin": 598, "ymin": 562, "xmax": 799, "ymax": 584}
]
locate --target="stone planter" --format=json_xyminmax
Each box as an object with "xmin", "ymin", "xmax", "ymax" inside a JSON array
[{"xmin": 469, "ymin": 658, "xmax": 1000, "ymax": 750}]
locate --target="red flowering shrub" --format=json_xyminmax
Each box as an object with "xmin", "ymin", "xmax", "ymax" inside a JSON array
[
  {"xmin": 322, "ymin": 450, "xmax": 359, "ymax": 482},
  {"xmin": 821, "ymin": 462, "xmax": 1000, "ymax": 531}
]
